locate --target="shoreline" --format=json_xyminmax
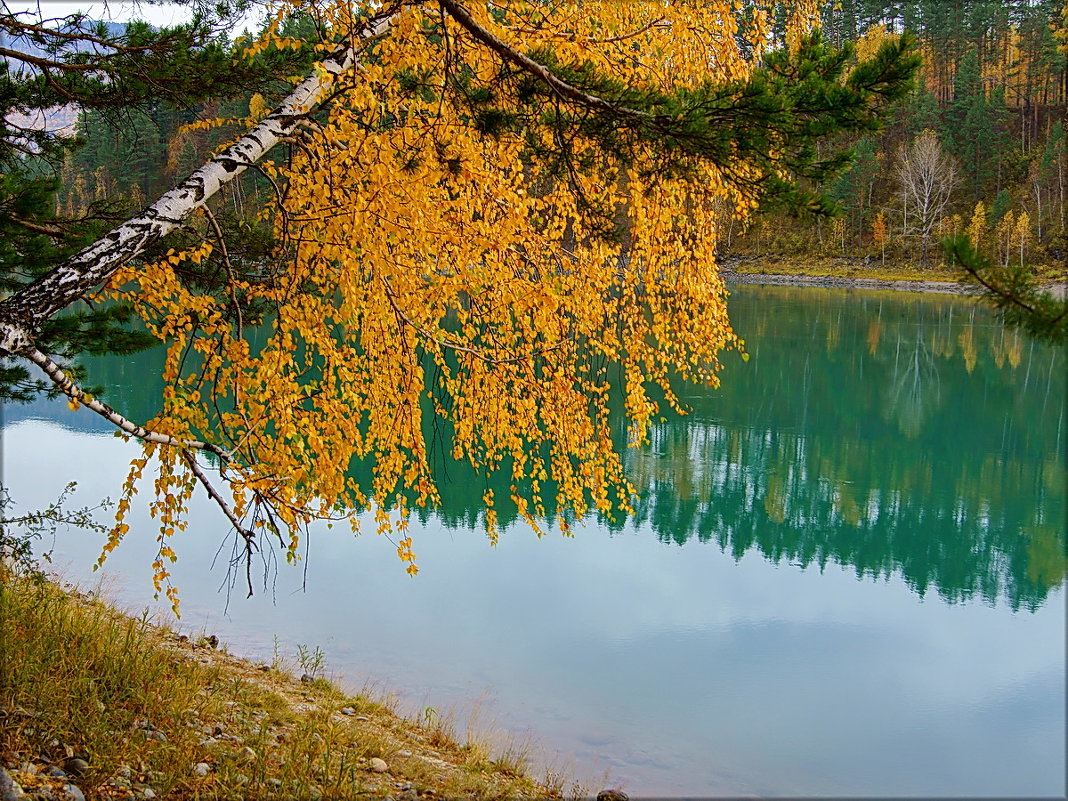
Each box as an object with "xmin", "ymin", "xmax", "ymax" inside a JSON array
[
  {"xmin": 0, "ymin": 573, "xmax": 570, "ymax": 801},
  {"xmin": 720, "ymin": 264, "xmax": 1068, "ymax": 299},
  {"xmin": 721, "ymin": 269, "xmax": 980, "ymax": 295}
]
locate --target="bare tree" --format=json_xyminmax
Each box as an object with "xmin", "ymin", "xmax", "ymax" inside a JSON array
[{"xmin": 894, "ymin": 130, "xmax": 958, "ymax": 268}]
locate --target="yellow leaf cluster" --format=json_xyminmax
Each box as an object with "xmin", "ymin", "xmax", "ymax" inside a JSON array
[{"xmin": 104, "ymin": 0, "xmax": 823, "ymax": 581}]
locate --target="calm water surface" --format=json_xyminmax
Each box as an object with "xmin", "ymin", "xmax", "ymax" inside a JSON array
[{"xmin": 3, "ymin": 285, "xmax": 1065, "ymax": 797}]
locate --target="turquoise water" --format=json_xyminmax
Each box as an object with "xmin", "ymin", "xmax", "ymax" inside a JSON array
[{"xmin": 3, "ymin": 285, "xmax": 1064, "ymax": 796}]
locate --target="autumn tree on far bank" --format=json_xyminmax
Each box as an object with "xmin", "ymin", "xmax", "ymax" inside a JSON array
[
  {"xmin": 895, "ymin": 129, "xmax": 958, "ymax": 267},
  {"xmin": 0, "ymin": 0, "xmax": 919, "ymax": 604},
  {"xmin": 730, "ymin": 0, "xmax": 1067, "ymax": 282}
]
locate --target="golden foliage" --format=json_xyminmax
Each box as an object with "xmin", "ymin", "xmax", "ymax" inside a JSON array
[
  {"xmin": 967, "ymin": 201, "xmax": 986, "ymax": 251},
  {"xmin": 854, "ymin": 23, "xmax": 894, "ymax": 62},
  {"xmin": 101, "ymin": 0, "xmax": 825, "ymax": 601},
  {"xmin": 871, "ymin": 211, "xmax": 887, "ymax": 249}
]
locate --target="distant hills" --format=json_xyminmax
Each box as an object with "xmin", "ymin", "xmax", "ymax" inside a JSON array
[{"xmin": 1, "ymin": 19, "xmax": 127, "ymax": 135}]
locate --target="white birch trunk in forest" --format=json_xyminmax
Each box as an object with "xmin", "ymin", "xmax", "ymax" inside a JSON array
[{"xmin": 894, "ymin": 130, "xmax": 957, "ymax": 268}]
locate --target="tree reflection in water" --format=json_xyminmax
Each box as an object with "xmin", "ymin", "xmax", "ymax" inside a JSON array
[
  {"xmin": 16, "ymin": 285, "xmax": 1063, "ymax": 611},
  {"xmin": 624, "ymin": 286, "xmax": 1065, "ymax": 611}
]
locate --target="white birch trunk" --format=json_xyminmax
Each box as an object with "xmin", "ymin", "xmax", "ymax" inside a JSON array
[{"xmin": 0, "ymin": 7, "xmax": 400, "ymax": 356}]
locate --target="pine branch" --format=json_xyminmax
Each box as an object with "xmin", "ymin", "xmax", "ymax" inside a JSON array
[
  {"xmin": 944, "ymin": 234, "xmax": 1068, "ymax": 343},
  {"xmin": 0, "ymin": 2, "xmax": 408, "ymax": 355}
]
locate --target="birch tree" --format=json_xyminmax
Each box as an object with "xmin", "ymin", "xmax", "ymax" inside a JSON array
[
  {"xmin": 0, "ymin": 0, "xmax": 919, "ymax": 604},
  {"xmin": 894, "ymin": 129, "xmax": 958, "ymax": 267}
]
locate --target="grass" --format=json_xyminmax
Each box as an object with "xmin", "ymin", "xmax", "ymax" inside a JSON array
[
  {"xmin": 725, "ymin": 253, "xmax": 964, "ymax": 282},
  {"xmin": 0, "ymin": 566, "xmax": 575, "ymax": 800},
  {"xmin": 723, "ymin": 253, "xmax": 1067, "ymax": 285}
]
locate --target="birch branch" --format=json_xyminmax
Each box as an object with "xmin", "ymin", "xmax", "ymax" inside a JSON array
[
  {"xmin": 0, "ymin": 2, "xmax": 408, "ymax": 355},
  {"xmin": 23, "ymin": 346, "xmax": 232, "ymax": 460},
  {"xmin": 180, "ymin": 451, "xmax": 256, "ymax": 544}
]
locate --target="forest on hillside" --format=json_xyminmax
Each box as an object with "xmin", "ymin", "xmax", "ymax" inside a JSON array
[
  {"xmin": 42, "ymin": 0, "xmax": 1068, "ymax": 276},
  {"xmin": 723, "ymin": 0, "xmax": 1067, "ymax": 271}
]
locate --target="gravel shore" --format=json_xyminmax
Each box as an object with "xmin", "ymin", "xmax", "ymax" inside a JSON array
[
  {"xmin": 722, "ymin": 269, "xmax": 980, "ymax": 295},
  {"xmin": 722, "ymin": 268, "xmax": 1068, "ymax": 298}
]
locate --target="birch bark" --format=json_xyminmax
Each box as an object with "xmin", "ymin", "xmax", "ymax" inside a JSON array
[{"xmin": 0, "ymin": 5, "xmax": 401, "ymax": 356}]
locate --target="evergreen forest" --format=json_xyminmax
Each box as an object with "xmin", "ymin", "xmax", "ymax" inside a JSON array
[{"xmin": 721, "ymin": 0, "xmax": 1067, "ymax": 273}]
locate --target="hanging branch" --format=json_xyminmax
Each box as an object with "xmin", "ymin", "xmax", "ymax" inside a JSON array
[
  {"xmin": 179, "ymin": 451, "xmax": 261, "ymax": 597},
  {"xmin": 23, "ymin": 346, "xmax": 232, "ymax": 459},
  {"xmin": 0, "ymin": 1, "xmax": 410, "ymax": 356}
]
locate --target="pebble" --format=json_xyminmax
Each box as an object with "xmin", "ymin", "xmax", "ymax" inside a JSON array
[
  {"xmin": 267, "ymin": 778, "xmax": 282, "ymax": 788},
  {"xmin": 0, "ymin": 767, "xmax": 24, "ymax": 801},
  {"xmin": 192, "ymin": 763, "xmax": 211, "ymax": 778},
  {"xmin": 116, "ymin": 765, "xmax": 133, "ymax": 779},
  {"xmin": 596, "ymin": 791, "xmax": 629, "ymax": 801},
  {"xmin": 369, "ymin": 757, "xmax": 388, "ymax": 773},
  {"xmin": 340, "ymin": 707, "xmax": 356, "ymax": 716},
  {"xmin": 60, "ymin": 785, "xmax": 85, "ymax": 801},
  {"xmin": 300, "ymin": 674, "xmax": 314, "ymax": 684},
  {"xmin": 307, "ymin": 786, "xmax": 323, "ymax": 801},
  {"xmin": 140, "ymin": 788, "xmax": 157, "ymax": 800},
  {"xmin": 61, "ymin": 759, "xmax": 88, "ymax": 778},
  {"xmin": 237, "ymin": 747, "xmax": 257, "ymax": 764}
]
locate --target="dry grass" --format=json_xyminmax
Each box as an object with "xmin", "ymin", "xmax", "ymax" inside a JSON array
[
  {"xmin": 725, "ymin": 254, "xmax": 963, "ymax": 283},
  {"xmin": 0, "ymin": 568, "xmax": 577, "ymax": 799},
  {"xmin": 724, "ymin": 253, "xmax": 1067, "ymax": 285}
]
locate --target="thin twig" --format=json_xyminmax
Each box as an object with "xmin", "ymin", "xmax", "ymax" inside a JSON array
[
  {"xmin": 179, "ymin": 450, "xmax": 258, "ymax": 597},
  {"xmin": 379, "ymin": 275, "xmax": 568, "ymax": 365},
  {"xmin": 202, "ymin": 205, "xmax": 244, "ymax": 341},
  {"xmin": 24, "ymin": 347, "xmax": 233, "ymax": 460}
]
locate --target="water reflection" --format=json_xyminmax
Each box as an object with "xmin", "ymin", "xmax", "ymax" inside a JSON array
[
  {"xmin": 4, "ymin": 286, "xmax": 1064, "ymax": 613},
  {"xmin": 3, "ymin": 284, "xmax": 1064, "ymax": 797},
  {"xmin": 626, "ymin": 287, "xmax": 1065, "ymax": 610}
]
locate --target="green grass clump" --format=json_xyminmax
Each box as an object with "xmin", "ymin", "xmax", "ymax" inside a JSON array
[{"xmin": 0, "ymin": 569, "xmax": 562, "ymax": 799}]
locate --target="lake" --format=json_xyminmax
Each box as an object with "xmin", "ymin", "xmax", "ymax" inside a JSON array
[{"xmin": 2, "ymin": 284, "xmax": 1065, "ymax": 797}]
